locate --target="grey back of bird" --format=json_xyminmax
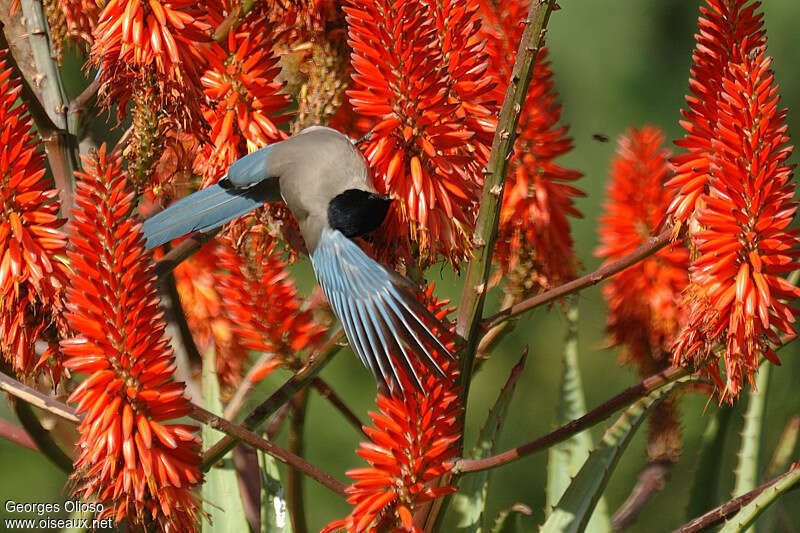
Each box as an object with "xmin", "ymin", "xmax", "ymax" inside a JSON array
[{"xmin": 266, "ymin": 126, "xmax": 374, "ymax": 252}]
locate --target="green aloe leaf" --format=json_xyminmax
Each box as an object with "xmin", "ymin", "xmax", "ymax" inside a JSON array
[
  {"xmin": 540, "ymin": 376, "xmax": 691, "ymax": 533},
  {"xmin": 258, "ymin": 448, "xmax": 293, "ymax": 533},
  {"xmin": 732, "ymin": 364, "xmax": 771, "ymax": 533},
  {"xmin": 757, "ymin": 416, "xmax": 799, "ymax": 533},
  {"xmin": 446, "ymin": 350, "xmax": 528, "ymax": 532},
  {"xmin": 686, "ymin": 404, "xmax": 734, "ymax": 520},
  {"xmin": 734, "ymin": 364, "xmax": 771, "ymax": 496},
  {"xmin": 545, "ymin": 300, "xmax": 611, "ymax": 532},
  {"xmin": 489, "ymin": 503, "xmax": 532, "ymax": 533},
  {"xmin": 719, "ymin": 468, "xmax": 800, "ymax": 533},
  {"xmin": 202, "ymin": 348, "xmax": 250, "ymax": 533}
]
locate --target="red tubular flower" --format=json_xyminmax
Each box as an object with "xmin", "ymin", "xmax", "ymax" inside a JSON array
[
  {"xmin": 667, "ymin": 0, "xmax": 764, "ymax": 224},
  {"xmin": 0, "ymin": 50, "xmax": 70, "ymax": 380},
  {"xmin": 672, "ymin": 0, "xmax": 800, "ymax": 399},
  {"xmin": 61, "ymin": 146, "xmax": 201, "ymax": 531},
  {"xmin": 479, "ymin": 0, "xmax": 583, "ymax": 290},
  {"xmin": 345, "ymin": 0, "xmax": 496, "ymax": 264},
  {"xmin": 595, "ymin": 127, "xmax": 689, "ymax": 372},
  {"xmin": 323, "ymin": 285, "xmax": 461, "ymax": 533},
  {"xmin": 196, "ymin": 18, "xmax": 291, "ymax": 183}
]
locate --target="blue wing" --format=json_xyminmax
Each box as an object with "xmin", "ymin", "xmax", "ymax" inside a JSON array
[
  {"xmin": 141, "ymin": 178, "xmax": 280, "ymax": 250},
  {"xmin": 311, "ymin": 228, "xmax": 455, "ymax": 394}
]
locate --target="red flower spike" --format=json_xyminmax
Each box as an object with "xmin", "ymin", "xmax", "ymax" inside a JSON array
[
  {"xmin": 0, "ymin": 49, "xmax": 70, "ymax": 380},
  {"xmin": 323, "ymin": 285, "xmax": 462, "ymax": 533},
  {"xmin": 595, "ymin": 127, "xmax": 690, "ymax": 373},
  {"xmin": 214, "ymin": 234, "xmax": 327, "ymax": 370},
  {"xmin": 667, "ymin": 0, "xmax": 765, "ymax": 225},
  {"xmin": 196, "ymin": 18, "xmax": 292, "ymax": 184},
  {"xmin": 62, "ymin": 146, "xmax": 202, "ymax": 532},
  {"xmin": 479, "ymin": 0, "xmax": 584, "ymax": 290},
  {"xmin": 672, "ymin": 0, "xmax": 800, "ymax": 400},
  {"xmin": 90, "ymin": 0, "xmax": 211, "ymax": 130},
  {"xmin": 345, "ymin": 0, "xmax": 498, "ymax": 265}
]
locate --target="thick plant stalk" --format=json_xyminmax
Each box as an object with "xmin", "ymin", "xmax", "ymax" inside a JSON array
[{"xmin": 455, "ymin": 0, "xmax": 559, "ymax": 393}]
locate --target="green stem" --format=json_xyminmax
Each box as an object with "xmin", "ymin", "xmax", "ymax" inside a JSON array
[
  {"xmin": 19, "ymin": 0, "xmax": 79, "ymax": 212},
  {"xmin": 454, "ymin": 0, "xmax": 557, "ymax": 408}
]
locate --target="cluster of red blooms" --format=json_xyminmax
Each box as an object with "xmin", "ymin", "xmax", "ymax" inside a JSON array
[
  {"xmin": 478, "ymin": 0, "xmax": 583, "ymax": 292},
  {"xmin": 195, "ymin": 17, "xmax": 291, "ymax": 184},
  {"xmin": 344, "ymin": 0, "xmax": 498, "ymax": 265},
  {"xmin": 61, "ymin": 146, "xmax": 202, "ymax": 531},
  {"xmin": 669, "ymin": 0, "xmax": 800, "ymax": 399},
  {"xmin": 0, "ymin": 50, "xmax": 70, "ymax": 381},
  {"xmin": 324, "ymin": 285, "xmax": 462, "ymax": 533},
  {"xmin": 596, "ymin": 127, "xmax": 689, "ymax": 373},
  {"xmin": 596, "ymin": 127, "xmax": 689, "ymax": 465},
  {"xmin": 173, "ymin": 232, "xmax": 326, "ymax": 390}
]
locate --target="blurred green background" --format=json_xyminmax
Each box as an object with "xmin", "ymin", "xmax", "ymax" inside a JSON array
[{"xmin": 2, "ymin": 1, "xmax": 800, "ymax": 531}]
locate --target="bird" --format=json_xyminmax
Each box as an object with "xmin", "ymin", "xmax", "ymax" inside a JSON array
[{"xmin": 142, "ymin": 126, "xmax": 455, "ymax": 395}]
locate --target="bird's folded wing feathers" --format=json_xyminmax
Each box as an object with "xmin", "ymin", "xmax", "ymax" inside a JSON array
[
  {"xmin": 311, "ymin": 228, "xmax": 455, "ymax": 394},
  {"xmin": 141, "ymin": 179, "xmax": 280, "ymax": 250}
]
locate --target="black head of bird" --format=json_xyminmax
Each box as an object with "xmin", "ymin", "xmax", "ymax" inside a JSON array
[{"xmin": 142, "ymin": 126, "xmax": 455, "ymax": 395}]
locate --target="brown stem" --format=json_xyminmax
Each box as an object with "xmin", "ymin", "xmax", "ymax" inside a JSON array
[
  {"xmin": 200, "ymin": 329, "xmax": 345, "ymax": 470},
  {"xmin": 266, "ymin": 403, "xmax": 291, "ymax": 440},
  {"xmin": 287, "ymin": 390, "xmax": 309, "ymax": 533},
  {"xmin": 10, "ymin": 397, "xmax": 73, "ymax": 472},
  {"xmin": 67, "ymin": 73, "xmax": 101, "ymax": 142},
  {"xmin": 154, "ymin": 228, "xmax": 221, "ymax": 279},
  {"xmin": 224, "ymin": 353, "xmax": 274, "ymax": 420},
  {"xmin": 612, "ymin": 460, "xmax": 674, "ymax": 530},
  {"xmin": 0, "ymin": 369, "xmax": 345, "ymax": 494},
  {"xmin": 0, "ymin": 370, "xmax": 81, "ymax": 424},
  {"xmin": 673, "ymin": 469, "xmax": 800, "ymax": 533},
  {"xmin": 191, "ymin": 404, "xmax": 346, "ymax": 496},
  {"xmin": 454, "ymin": 365, "xmax": 689, "ymax": 474},
  {"xmin": 159, "ymin": 272, "xmax": 202, "ymax": 401},
  {"xmin": 0, "ymin": 417, "xmax": 38, "ymax": 451},
  {"xmin": 481, "ymin": 227, "xmax": 675, "ymax": 331},
  {"xmin": 311, "ymin": 377, "xmax": 366, "ymax": 436}
]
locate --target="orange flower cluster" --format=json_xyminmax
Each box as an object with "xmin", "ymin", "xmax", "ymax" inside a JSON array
[
  {"xmin": 345, "ymin": 0, "xmax": 498, "ymax": 264},
  {"xmin": 324, "ymin": 285, "xmax": 461, "ymax": 533},
  {"xmin": 671, "ymin": 0, "xmax": 800, "ymax": 399},
  {"xmin": 0, "ymin": 50, "xmax": 69, "ymax": 380},
  {"xmin": 214, "ymin": 235, "xmax": 327, "ymax": 365},
  {"xmin": 90, "ymin": 0, "xmax": 210, "ymax": 126},
  {"xmin": 196, "ymin": 18, "xmax": 291, "ymax": 183},
  {"xmin": 61, "ymin": 146, "xmax": 201, "ymax": 531},
  {"xmin": 596, "ymin": 127, "xmax": 689, "ymax": 373},
  {"xmin": 480, "ymin": 0, "xmax": 583, "ymax": 291},
  {"xmin": 174, "ymin": 234, "xmax": 325, "ymax": 389}
]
